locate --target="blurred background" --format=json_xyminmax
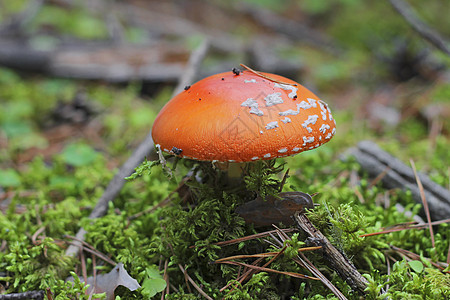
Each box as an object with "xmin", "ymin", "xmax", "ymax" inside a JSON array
[
  {"xmin": 0, "ymin": 1, "xmax": 450, "ymax": 298},
  {"xmin": 0, "ymin": 0, "xmax": 449, "ymax": 193}
]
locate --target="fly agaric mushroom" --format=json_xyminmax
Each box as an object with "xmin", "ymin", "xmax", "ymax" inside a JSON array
[{"xmin": 152, "ymin": 67, "xmax": 336, "ymax": 163}]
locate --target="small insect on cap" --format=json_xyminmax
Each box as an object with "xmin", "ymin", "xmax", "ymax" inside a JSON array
[{"xmin": 151, "ymin": 67, "xmax": 336, "ymax": 163}]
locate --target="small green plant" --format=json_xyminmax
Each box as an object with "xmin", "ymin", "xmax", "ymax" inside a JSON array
[
  {"xmin": 243, "ymin": 160, "xmax": 285, "ymax": 199},
  {"xmin": 53, "ymin": 272, "xmax": 106, "ymax": 299}
]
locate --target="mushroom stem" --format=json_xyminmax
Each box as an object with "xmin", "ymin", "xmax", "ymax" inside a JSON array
[{"xmin": 228, "ymin": 162, "xmax": 245, "ymax": 178}]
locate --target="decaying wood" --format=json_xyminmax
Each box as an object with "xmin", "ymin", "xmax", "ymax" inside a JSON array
[
  {"xmin": 294, "ymin": 213, "xmax": 369, "ymax": 295},
  {"xmin": 65, "ymin": 39, "xmax": 210, "ymax": 257},
  {"xmin": 0, "ymin": 290, "xmax": 44, "ymax": 300},
  {"xmin": 0, "ymin": 41, "xmax": 190, "ymax": 82},
  {"xmin": 348, "ymin": 140, "xmax": 450, "ymax": 220}
]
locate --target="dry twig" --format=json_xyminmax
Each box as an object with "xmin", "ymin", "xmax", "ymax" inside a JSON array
[
  {"xmin": 273, "ymin": 226, "xmax": 348, "ymax": 300},
  {"xmin": 410, "ymin": 159, "xmax": 435, "ymax": 247},
  {"xmin": 215, "ymin": 260, "xmax": 319, "ymax": 280},
  {"xmin": 390, "ymin": 245, "xmax": 449, "ymax": 272},
  {"xmin": 359, "ymin": 218, "xmax": 450, "ymax": 237},
  {"xmin": 239, "ymin": 64, "xmax": 297, "ymax": 86},
  {"xmin": 294, "ymin": 213, "xmax": 369, "ymax": 295},
  {"xmin": 389, "ymin": 0, "xmax": 450, "ymax": 56}
]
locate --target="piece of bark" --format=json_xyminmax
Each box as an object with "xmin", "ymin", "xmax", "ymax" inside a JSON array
[
  {"xmin": 0, "ymin": 290, "xmax": 44, "ymax": 300},
  {"xmin": 348, "ymin": 140, "xmax": 450, "ymax": 220},
  {"xmin": 295, "ymin": 213, "xmax": 369, "ymax": 295},
  {"xmin": 236, "ymin": 192, "xmax": 314, "ymax": 227}
]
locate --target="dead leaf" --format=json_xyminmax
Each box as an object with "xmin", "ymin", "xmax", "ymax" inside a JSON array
[{"xmin": 85, "ymin": 263, "xmax": 141, "ymax": 300}]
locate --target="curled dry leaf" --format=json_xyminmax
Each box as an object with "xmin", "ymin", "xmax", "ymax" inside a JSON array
[{"xmin": 84, "ymin": 263, "xmax": 141, "ymax": 300}]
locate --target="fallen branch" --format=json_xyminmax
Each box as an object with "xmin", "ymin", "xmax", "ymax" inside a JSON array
[
  {"xmin": 65, "ymin": 39, "xmax": 210, "ymax": 257},
  {"xmin": 0, "ymin": 290, "xmax": 44, "ymax": 300},
  {"xmin": 348, "ymin": 140, "xmax": 450, "ymax": 220},
  {"xmin": 389, "ymin": 0, "xmax": 450, "ymax": 56},
  {"xmin": 294, "ymin": 213, "xmax": 369, "ymax": 295},
  {"xmin": 0, "ymin": 41, "xmax": 189, "ymax": 82}
]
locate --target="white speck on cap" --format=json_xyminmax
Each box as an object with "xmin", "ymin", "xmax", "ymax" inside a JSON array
[
  {"xmin": 279, "ymin": 100, "xmax": 316, "ymax": 116},
  {"xmin": 302, "ymin": 115, "xmax": 319, "ymax": 133},
  {"xmin": 307, "ymin": 98, "xmax": 317, "ymax": 107},
  {"xmin": 281, "ymin": 117, "xmax": 291, "ymax": 124},
  {"xmin": 264, "ymin": 92, "xmax": 283, "ymax": 106},
  {"xmin": 244, "ymin": 79, "xmax": 257, "ymax": 83},
  {"xmin": 319, "ymin": 124, "xmax": 331, "ymax": 134},
  {"xmin": 251, "ymin": 156, "xmax": 259, "ymax": 160},
  {"xmin": 274, "ymin": 83, "xmax": 298, "ymax": 99},
  {"xmin": 263, "ymin": 153, "xmax": 271, "ymax": 158},
  {"xmin": 265, "ymin": 121, "xmax": 279, "ymax": 130},
  {"xmin": 327, "ymin": 106, "xmax": 333, "ymax": 121},
  {"xmin": 279, "ymin": 105, "xmax": 301, "ymax": 116},
  {"xmin": 241, "ymin": 98, "xmax": 257, "ymax": 107},
  {"xmin": 278, "ymin": 148, "xmax": 288, "ymax": 153},
  {"xmin": 241, "ymin": 98, "xmax": 264, "ymax": 116},
  {"xmin": 302, "ymin": 136, "xmax": 314, "ymax": 145},
  {"xmin": 292, "ymin": 147, "xmax": 300, "ymax": 152},
  {"xmin": 319, "ymin": 101, "xmax": 327, "ymax": 121}
]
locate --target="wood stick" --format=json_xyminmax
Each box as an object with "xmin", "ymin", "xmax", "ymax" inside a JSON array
[
  {"xmin": 294, "ymin": 213, "xmax": 369, "ymax": 295},
  {"xmin": 389, "ymin": 0, "xmax": 450, "ymax": 56},
  {"xmin": 0, "ymin": 290, "xmax": 44, "ymax": 300},
  {"xmin": 65, "ymin": 39, "xmax": 210, "ymax": 257},
  {"xmin": 348, "ymin": 140, "xmax": 450, "ymax": 220}
]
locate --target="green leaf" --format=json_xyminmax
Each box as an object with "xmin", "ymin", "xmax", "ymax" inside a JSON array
[
  {"xmin": 0, "ymin": 169, "xmax": 21, "ymax": 187},
  {"xmin": 141, "ymin": 266, "xmax": 166, "ymax": 297},
  {"xmin": 408, "ymin": 260, "xmax": 424, "ymax": 273},
  {"xmin": 60, "ymin": 143, "xmax": 98, "ymax": 167}
]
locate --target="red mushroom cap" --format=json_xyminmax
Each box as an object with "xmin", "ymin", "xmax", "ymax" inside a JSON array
[{"xmin": 152, "ymin": 70, "xmax": 336, "ymax": 162}]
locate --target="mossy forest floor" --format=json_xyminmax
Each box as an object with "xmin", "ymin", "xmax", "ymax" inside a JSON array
[{"xmin": 1, "ymin": 1, "xmax": 450, "ymax": 299}]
